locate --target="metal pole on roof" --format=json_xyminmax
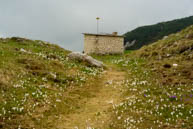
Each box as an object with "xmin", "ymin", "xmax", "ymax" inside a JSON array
[{"xmin": 96, "ymin": 17, "xmax": 100, "ymax": 34}]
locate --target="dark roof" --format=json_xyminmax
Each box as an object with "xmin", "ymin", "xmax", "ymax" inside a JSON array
[{"xmin": 83, "ymin": 33, "xmax": 124, "ymax": 37}]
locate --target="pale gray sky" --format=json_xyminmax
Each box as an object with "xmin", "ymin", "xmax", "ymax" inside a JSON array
[{"xmin": 0, "ymin": 0, "xmax": 193, "ymax": 51}]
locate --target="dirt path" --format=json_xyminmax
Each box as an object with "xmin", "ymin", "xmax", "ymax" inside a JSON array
[{"xmin": 56, "ymin": 67, "xmax": 126, "ymax": 129}]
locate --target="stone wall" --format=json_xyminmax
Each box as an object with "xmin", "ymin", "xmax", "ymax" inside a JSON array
[{"xmin": 84, "ymin": 35, "xmax": 124, "ymax": 54}]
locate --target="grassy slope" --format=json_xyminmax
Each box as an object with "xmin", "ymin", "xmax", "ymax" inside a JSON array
[
  {"xmin": 0, "ymin": 24, "xmax": 192, "ymax": 129},
  {"xmin": 124, "ymin": 15, "xmax": 193, "ymax": 50},
  {"xmin": 94, "ymin": 26, "xmax": 193, "ymax": 128},
  {"xmin": 0, "ymin": 37, "xmax": 103, "ymax": 129},
  {"xmin": 136, "ymin": 25, "xmax": 193, "ymax": 85}
]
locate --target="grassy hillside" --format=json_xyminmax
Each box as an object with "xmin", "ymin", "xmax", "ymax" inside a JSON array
[
  {"xmin": 0, "ymin": 24, "xmax": 192, "ymax": 129},
  {"xmin": 0, "ymin": 37, "xmax": 103, "ymax": 128},
  {"xmin": 92, "ymin": 25, "xmax": 193, "ymax": 129},
  {"xmin": 135, "ymin": 25, "xmax": 193, "ymax": 85},
  {"xmin": 124, "ymin": 15, "xmax": 193, "ymax": 50}
]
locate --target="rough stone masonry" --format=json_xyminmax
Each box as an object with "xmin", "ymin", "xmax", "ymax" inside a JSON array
[{"xmin": 83, "ymin": 32, "xmax": 124, "ymax": 54}]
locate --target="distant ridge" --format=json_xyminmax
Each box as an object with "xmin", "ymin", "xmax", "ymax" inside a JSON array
[{"xmin": 124, "ymin": 15, "xmax": 193, "ymax": 50}]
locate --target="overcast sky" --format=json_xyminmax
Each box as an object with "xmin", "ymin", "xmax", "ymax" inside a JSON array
[{"xmin": 0, "ymin": 0, "xmax": 193, "ymax": 51}]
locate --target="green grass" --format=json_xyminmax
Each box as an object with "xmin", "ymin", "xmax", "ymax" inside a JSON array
[
  {"xmin": 94, "ymin": 54, "xmax": 193, "ymax": 129},
  {"xmin": 0, "ymin": 27, "xmax": 192, "ymax": 129},
  {"xmin": 0, "ymin": 38, "xmax": 104, "ymax": 128}
]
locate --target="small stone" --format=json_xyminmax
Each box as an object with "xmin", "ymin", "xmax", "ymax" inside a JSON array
[
  {"xmin": 163, "ymin": 36, "xmax": 168, "ymax": 40},
  {"xmin": 173, "ymin": 64, "xmax": 178, "ymax": 67},
  {"xmin": 56, "ymin": 99, "xmax": 61, "ymax": 102},
  {"xmin": 20, "ymin": 48, "xmax": 27, "ymax": 53}
]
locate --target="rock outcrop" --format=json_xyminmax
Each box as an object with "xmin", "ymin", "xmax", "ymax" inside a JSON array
[{"xmin": 67, "ymin": 52, "xmax": 104, "ymax": 68}]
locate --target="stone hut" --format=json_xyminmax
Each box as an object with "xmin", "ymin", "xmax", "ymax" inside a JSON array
[{"xmin": 83, "ymin": 32, "xmax": 124, "ymax": 54}]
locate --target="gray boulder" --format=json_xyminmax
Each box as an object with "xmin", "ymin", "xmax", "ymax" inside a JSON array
[
  {"xmin": 163, "ymin": 36, "xmax": 168, "ymax": 40},
  {"xmin": 67, "ymin": 52, "xmax": 104, "ymax": 68},
  {"xmin": 124, "ymin": 40, "xmax": 136, "ymax": 49}
]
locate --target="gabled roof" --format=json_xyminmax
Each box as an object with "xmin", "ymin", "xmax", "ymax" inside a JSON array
[{"xmin": 83, "ymin": 33, "xmax": 124, "ymax": 37}]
